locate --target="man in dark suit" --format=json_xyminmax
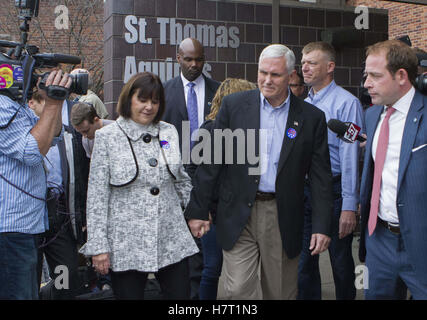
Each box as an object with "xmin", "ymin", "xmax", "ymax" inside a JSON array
[
  {"xmin": 162, "ymin": 38, "xmax": 220, "ymax": 300},
  {"xmin": 359, "ymin": 40, "xmax": 427, "ymax": 299},
  {"xmin": 185, "ymin": 44, "xmax": 333, "ymax": 299},
  {"xmin": 163, "ymin": 38, "xmax": 220, "ymax": 157}
]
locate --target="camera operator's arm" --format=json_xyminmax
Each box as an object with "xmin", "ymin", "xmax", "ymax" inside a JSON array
[{"xmin": 30, "ymin": 70, "xmax": 71, "ymax": 156}]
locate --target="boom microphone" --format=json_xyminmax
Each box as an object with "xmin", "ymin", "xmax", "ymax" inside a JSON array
[
  {"xmin": 327, "ymin": 119, "xmax": 366, "ymax": 143},
  {"xmin": 33, "ymin": 53, "xmax": 81, "ymax": 66}
]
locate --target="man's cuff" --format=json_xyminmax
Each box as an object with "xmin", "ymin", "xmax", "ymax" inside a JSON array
[
  {"xmin": 184, "ymin": 206, "xmax": 209, "ymax": 221},
  {"xmin": 51, "ymin": 126, "xmax": 64, "ymax": 146},
  {"xmin": 341, "ymin": 197, "xmax": 358, "ymax": 212}
]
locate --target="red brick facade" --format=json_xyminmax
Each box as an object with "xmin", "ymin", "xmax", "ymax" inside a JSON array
[
  {"xmin": 1, "ymin": 0, "xmax": 424, "ymax": 116},
  {"xmin": 347, "ymin": 0, "xmax": 426, "ymax": 50},
  {"xmin": 0, "ymin": 0, "xmax": 104, "ymax": 96}
]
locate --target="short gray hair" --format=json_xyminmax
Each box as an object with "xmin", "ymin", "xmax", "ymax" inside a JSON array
[{"xmin": 259, "ymin": 44, "xmax": 295, "ymax": 74}]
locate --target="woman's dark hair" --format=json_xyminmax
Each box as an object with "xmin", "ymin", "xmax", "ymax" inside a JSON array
[{"xmin": 117, "ymin": 72, "xmax": 165, "ymax": 123}]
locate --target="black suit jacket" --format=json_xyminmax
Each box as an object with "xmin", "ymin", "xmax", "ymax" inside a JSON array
[
  {"xmin": 184, "ymin": 89, "xmax": 334, "ymax": 258},
  {"xmin": 58, "ymin": 100, "xmax": 90, "ymax": 245},
  {"xmin": 162, "ymin": 75, "xmax": 220, "ymax": 152}
]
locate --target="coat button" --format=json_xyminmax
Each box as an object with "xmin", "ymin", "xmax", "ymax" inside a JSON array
[
  {"xmin": 143, "ymin": 134, "xmax": 152, "ymax": 143},
  {"xmin": 150, "ymin": 187, "xmax": 160, "ymax": 195},
  {"xmin": 248, "ymin": 203, "xmax": 253, "ymax": 208},
  {"xmin": 148, "ymin": 158, "xmax": 158, "ymax": 167}
]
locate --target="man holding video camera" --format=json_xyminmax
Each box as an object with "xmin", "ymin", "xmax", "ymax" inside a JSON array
[{"xmin": 0, "ymin": 70, "xmax": 72, "ymax": 300}]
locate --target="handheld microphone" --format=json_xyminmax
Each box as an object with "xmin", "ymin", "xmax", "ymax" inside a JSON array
[{"xmin": 327, "ymin": 119, "xmax": 366, "ymax": 143}]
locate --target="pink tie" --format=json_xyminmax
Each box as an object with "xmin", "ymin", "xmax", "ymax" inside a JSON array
[{"xmin": 368, "ymin": 106, "xmax": 396, "ymax": 236}]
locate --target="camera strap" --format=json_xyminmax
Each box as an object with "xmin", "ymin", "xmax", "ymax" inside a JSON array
[
  {"xmin": 0, "ymin": 172, "xmax": 46, "ymax": 202},
  {"xmin": 0, "ymin": 105, "xmax": 21, "ymax": 130}
]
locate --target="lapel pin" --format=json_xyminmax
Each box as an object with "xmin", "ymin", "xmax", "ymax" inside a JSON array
[
  {"xmin": 287, "ymin": 128, "xmax": 297, "ymax": 139},
  {"xmin": 160, "ymin": 140, "xmax": 170, "ymax": 149},
  {"xmin": 294, "ymin": 121, "xmax": 299, "ymax": 126},
  {"xmin": 414, "ymin": 118, "xmax": 417, "ymax": 123}
]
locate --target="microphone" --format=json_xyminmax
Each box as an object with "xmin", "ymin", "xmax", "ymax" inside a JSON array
[
  {"xmin": 327, "ymin": 119, "xmax": 366, "ymax": 143},
  {"xmin": 33, "ymin": 53, "xmax": 81, "ymax": 66}
]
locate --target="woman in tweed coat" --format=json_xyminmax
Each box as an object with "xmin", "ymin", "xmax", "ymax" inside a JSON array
[{"xmin": 79, "ymin": 72, "xmax": 199, "ymax": 299}]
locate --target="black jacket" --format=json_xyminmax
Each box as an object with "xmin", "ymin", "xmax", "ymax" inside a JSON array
[
  {"xmin": 184, "ymin": 89, "xmax": 334, "ymax": 258},
  {"xmin": 62, "ymin": 100, "xmax": 90, "ymax": 245},
  {"xmin": 186, "ymin": 119, "xmax": 221, "ymax": 223}
]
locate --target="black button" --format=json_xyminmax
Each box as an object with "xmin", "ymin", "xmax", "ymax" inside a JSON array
[
  {"xmin": 143, "ymin": 134, "xmax": 152, "ymax": 143},
  {"xmin": 150, "ymin": 187, "xmax": 160, "ymax": 195},
  {"xmin": 148, "ymin": 158, "xmax": 158, "ymax": 167},
  {"xmin": 248, "ymin": 203, "xmax": 253, "ymax": 208}
]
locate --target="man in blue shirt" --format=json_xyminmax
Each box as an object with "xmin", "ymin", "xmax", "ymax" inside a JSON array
[
  {"xmin": 186, "ymin": 44, "xmax": 333, "ymax": 299},
  {"xmin": 298, "ymin": 42, "xmax": 364, "ymax": 300},
  {"xmin": 0, "ymin": 70, "xmax": 71, "ymax": 300},
  {"xmin": 29, "ymin": 92, "xmax": 89, "ymax": 299}
]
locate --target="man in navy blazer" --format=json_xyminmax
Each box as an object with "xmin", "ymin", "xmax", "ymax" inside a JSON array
[
  {"xmin": 162, "ymin": 38, "xmax": 220, "ymax": 300},
  {"xmin": 185, "ymin": 44, "xmax": 333, "ymax": 299},
  {"xmin": 359, "ymin": 39, "xmax": 427, "ymax": 299}
]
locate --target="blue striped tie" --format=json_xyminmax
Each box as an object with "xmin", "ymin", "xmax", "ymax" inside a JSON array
[{"xmin": 187, "ymin": 82, "xmax": 198, "ymax": 148}]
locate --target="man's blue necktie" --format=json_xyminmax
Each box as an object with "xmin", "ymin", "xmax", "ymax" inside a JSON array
[{"xmin": 187, "ymin": 82, "xmax": 198, "ymax": 148}]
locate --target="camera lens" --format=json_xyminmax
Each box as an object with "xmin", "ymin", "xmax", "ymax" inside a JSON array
[{"xmin": 69, "ymin": 72, "xmax": 88, "ymax": 95}]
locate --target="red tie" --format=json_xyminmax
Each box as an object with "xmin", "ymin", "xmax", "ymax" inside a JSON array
[{"xmin": 368, "ymin": 106, "xmax": 396, "ymax": 236}]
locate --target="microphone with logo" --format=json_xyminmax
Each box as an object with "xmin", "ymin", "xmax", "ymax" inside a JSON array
[{"xmin": 327, "ymin": 119, "xmax": 366, "ymax": 143}]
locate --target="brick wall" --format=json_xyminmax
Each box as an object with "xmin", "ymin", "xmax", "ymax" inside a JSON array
[
  {"xmin": 0, "ymin": 0, "xmax": 104, "ymax": 96},
  {"xmin": 104, "ymin": 0, "xmax": 387, "ymax": 116},
  {"xmin": 2, "ymin": 1, "xmax": 395, "ymax": 118},
  {"xmin": 347, "ymin": 0, "xmax": 426, "ymax": 50}
]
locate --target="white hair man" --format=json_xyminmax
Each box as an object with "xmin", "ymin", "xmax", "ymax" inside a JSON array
[{"xmin": 185, "ymin": 44, "xmax": 333, "ymax": 299}]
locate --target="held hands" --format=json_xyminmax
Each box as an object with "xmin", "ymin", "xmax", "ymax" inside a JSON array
[
  {"xmin": 92, "ymin": 253, "xmax": 110, "ymax": 275},
  {"xmin": 188, "ymin": 219, "xmax": 211, "ymax": 238},
  {"xmin": 309, "ymin": 234, "xmax": 331, "ymax": 255}
]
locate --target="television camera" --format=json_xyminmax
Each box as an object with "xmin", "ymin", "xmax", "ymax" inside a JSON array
[{"xmin": 0, "ymin": 0, "xmax": 88, "ymax": 104}]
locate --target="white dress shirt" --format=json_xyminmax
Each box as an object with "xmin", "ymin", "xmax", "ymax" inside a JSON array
[
  {"xmin": 62, "ymin": 100, "xmax": 69, "ymax": 126},
  {"xmin": 372, "ymin": 87, "xmax": 415, "ymax": 224},
  {"xmin": 181, "ymin": 73, "xmax": 206, "ymax": 128}
]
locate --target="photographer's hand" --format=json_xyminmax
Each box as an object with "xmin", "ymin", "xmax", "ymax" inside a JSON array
[{"xmin": 30, "ymin": 70, "xmax": 72, "ymax": 156}]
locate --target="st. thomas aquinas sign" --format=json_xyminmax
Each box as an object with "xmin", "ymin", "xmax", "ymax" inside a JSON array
[{"xmin": 123, "ymin": 16, "xmax": 241, "ymax": 83}]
